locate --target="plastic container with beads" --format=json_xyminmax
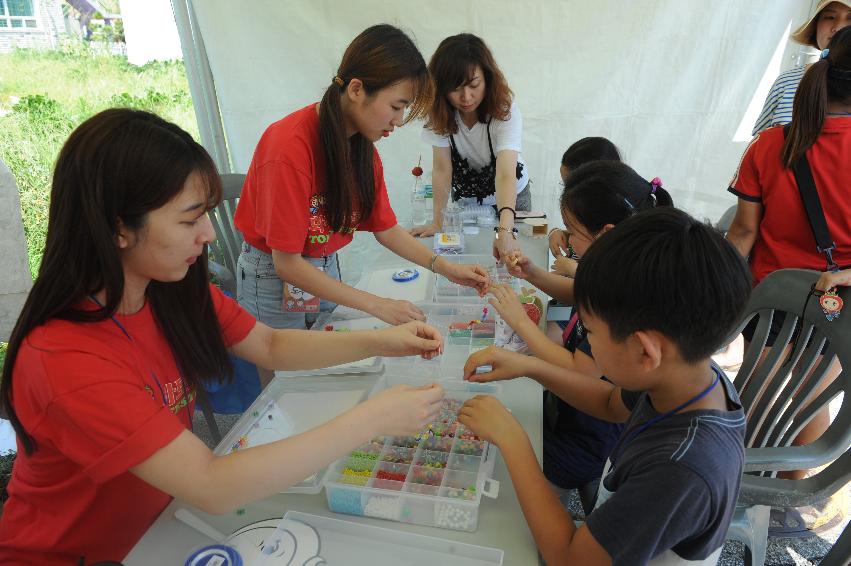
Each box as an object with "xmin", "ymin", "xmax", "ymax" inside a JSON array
[{"xmin": 324, "ymin": 378, "xmax": 501, "ymax": 532}]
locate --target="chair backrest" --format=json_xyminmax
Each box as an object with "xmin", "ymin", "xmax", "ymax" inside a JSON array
[
  {"xmin": 716, "ymin": 204, "xmax": 737, "ymax": 233},
  {"xmin": 208, "ymin": 173, "xmax": 245, "ymax": 282},
  {"xmin": 731, "ymin": 269, "xmax": 851, "ymax": 476}
]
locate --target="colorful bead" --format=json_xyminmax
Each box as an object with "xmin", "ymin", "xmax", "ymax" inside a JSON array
[
  {"xmin": 436, "ymin": 502, "xmax": 476, "ymax": 530},
  {"xmin": 350, "ymin": 450, "xmax": 378, "ymax": 460},
  {"xmin": 376, "ymin": 470, "xmax": 407, "ymax": 483},
  {"xmin": 329, "ymin": 488, "xmax": 363, "ymax": 515},
  {"xmin": 364, "ymin": 496, "xmax": 401, "ymax": 519}
]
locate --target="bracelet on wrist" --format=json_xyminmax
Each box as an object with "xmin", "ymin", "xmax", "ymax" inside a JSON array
[
  {"xmin": 497, "ymin": 206, "xmax": 516, "ymax": 221},
  {"xmin": 428, "ymin": 253, "xmax": 440, "ymax": 272},
  {"xmin": 494, "ymin": 226, "xmax": 519, "ymax": 240}
]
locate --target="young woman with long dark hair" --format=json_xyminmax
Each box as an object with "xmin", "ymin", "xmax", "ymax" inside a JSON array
[
  {"xmin": 234, "ymin": 24, "xmax": 488, "ymax": 338},
  {"xmin": 0, "ymin": 108, "xmax": 445, "ymax": 564}
]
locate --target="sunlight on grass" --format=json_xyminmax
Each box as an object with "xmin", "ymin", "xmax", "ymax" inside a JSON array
[{"xmin": 0, "ymin": 40, "xmax": 199, "ymax": 278}]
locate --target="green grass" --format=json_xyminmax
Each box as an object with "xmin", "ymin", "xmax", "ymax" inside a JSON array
[{"xmin": 0, "ymin": 40, "xmax": 199, "ymax": 278}]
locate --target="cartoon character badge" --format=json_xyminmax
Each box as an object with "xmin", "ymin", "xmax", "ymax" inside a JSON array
[
  {"xmin": 308, "ymin": 194, "xmax": 324, "ymax": 215},
  {"xmin": 819, "ymin": 288, "xmax": 844, "ymax": 321}
]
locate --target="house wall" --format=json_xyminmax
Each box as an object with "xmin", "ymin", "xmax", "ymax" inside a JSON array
[
  {"xmin": 0, "ymin": 158, "xmax": 32, "ymax": 343},
  {"xmin": 0, "ymin": 0, "xmax": 65, "ymax": 53}
]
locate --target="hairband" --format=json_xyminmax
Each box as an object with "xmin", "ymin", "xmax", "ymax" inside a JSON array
[
  {"xmin": 649, "ymin": 177, "xmax": 663, "ymax": 207},
  {"xmin": 333, "ymin": 76, "xmax": 345, "ymax": 87},
  {"xmin": 821, "ymin": 48, "xmax": 830, "ymax": 60}
]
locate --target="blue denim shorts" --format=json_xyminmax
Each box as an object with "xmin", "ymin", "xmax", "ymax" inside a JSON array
[{"xmin": 236, "ymin": 242, "xmax": 341, "ymax": 330}]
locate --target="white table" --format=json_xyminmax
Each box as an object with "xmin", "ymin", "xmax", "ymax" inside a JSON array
[{"xmin": 125, "ymin": 231, "xmax": 548, "ymax": 565}]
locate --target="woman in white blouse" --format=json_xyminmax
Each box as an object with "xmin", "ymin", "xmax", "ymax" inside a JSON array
[{"xmin": 410, "ymin": 33, "xmax": 530, "ymax": 262}]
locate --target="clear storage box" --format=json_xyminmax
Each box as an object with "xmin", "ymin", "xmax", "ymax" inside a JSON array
[
  {"xmin": 382, "ymin": 303, "xmax": 498, "ymax": 381},
  {"xmin": 214, "ymin": 374, "xmax": 378, "ymax": 494},
  {"xmin": 324, "ymin": 379, "xmax": 501, "ymax": 532},
  {"xmin": 433, "ymin": 254, "xmax": 519, "ymax": 304}
]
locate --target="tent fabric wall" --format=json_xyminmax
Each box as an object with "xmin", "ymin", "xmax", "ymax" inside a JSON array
[{"xmin": 180, "ymin": 0, "xmax": 813, "ymax": 276}]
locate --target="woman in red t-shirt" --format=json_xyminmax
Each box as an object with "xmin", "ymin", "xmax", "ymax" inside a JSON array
[
  {"xmin": 727, "ymin": 27, "xmax": 851, "ymax": 478},
  {"xmin": 0, "ymin": 108, "xmax": 446, "ymax": 565},
  {"xmin": 234, "ymin": 25, "xmax": 488, "ymax": 339}
]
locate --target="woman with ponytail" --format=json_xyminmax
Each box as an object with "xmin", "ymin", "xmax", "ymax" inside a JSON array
[
  {"xmin": 728, "ymin": 25, "xmax": 851, "ymax": 288},
  {"xmin": 727, "ymin": 27, "xmax": 851, "ymax": 495},
  {"xmin": 234, "ymin": 25, "xmax": 488, "ymax": 340}
]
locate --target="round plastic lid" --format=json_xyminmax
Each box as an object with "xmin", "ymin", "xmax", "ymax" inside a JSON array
[{"xmin": 392, "ymin": 268, "xmax": 420, "ymax": 282}]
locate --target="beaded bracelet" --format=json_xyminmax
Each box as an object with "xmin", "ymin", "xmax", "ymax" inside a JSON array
[{"xmin": 493, "ymin": 226, "xmax": 519, "ymax": 240}]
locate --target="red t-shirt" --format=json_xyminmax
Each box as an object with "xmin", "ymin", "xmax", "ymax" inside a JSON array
[
  {"xmin": 234, "ymin": 103, "xmax": 398, "ymax": 257},
  {"xmin": 0, "ymin": 285, "xmax": 255, "ymax": 565},
  {"xmin": 728, "ymin": 119, "xmax": 851, "ymax": 285}
]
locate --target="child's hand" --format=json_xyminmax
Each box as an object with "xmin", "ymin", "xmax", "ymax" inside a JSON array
[
  {"xmin": 463, "ymin": 345, "xmax": 530, "ymax": 382},
  {"xmin": 458, "ymin": 395, "xmax": 525, "ymax": 447},
  {"xmin": 548, "ymin": 228, "xmax": 570, "ymax": 258},
  {"xmin": 551, "ymin": 256, "xmax": 578, "ymax": 277},
  {"xmin": 488, "ymin": 284, "xmax": 530, "ymax": 329},
  {"xmin": 440, "ymin": 261, "xmax": 490, "ymax": 297},
  {"xmin": 816, "ymin": 269, "xmax": 851, "ymax": 292},
  {"xmin": 376, "ymin": 321, "xmax": 443, "ymax": 360},
  {"xmin": 505, "ymin": 250, "xmax": 537, "ymax": 279},
  {"xmin": 366, "ymin": 383, "xmax": 444, "ymax": 436}
]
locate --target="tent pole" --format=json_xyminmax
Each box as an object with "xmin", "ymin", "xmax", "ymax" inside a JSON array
[{"xmin": 170, "ymin": 0, "xmax": 231, "ymax": 173}]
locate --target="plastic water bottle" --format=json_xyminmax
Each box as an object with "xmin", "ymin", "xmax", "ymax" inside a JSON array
[{"xmin": 411, "ymin": 177, "xmax": 427, "ymax": 225}]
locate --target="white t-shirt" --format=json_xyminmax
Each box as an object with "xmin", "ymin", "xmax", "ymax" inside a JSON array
[{"xmin": 422, "ymin": 102, "xmax": 529, "ymax": 205}]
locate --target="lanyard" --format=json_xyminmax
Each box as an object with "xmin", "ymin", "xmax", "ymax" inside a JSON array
[
  {"xmin": 89, "ymin": 296, "xmax": 192, "ymax": 427},
  {"xmin": 618, "ymin": 368, "xmax": 721, "ymax": 450},
  {"xmin": 561, "ymin": 312, "xmax": 580, "ymax": 344}
]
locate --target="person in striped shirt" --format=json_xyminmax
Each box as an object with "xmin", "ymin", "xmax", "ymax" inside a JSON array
[{"xmin": 752, "ymin": 0, "xmax": 851, "ymax": 135}]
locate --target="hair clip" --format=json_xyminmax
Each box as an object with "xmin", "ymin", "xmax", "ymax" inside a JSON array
[{"xmin": 820, "ymin": 48, "xmax": 830, "ymax": 60}]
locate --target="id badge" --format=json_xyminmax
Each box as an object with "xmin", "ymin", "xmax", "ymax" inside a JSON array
[{"xmin": 283, "ymin": 267, "xmax": 323, "ymax": 313}]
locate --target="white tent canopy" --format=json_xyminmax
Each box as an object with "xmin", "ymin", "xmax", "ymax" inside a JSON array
[{"xmin": 171, "ymin": 0, "xmax": 815, "ymax": 258}]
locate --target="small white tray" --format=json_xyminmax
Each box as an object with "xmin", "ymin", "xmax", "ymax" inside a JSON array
[{"xmin": 223, "ymin": 510, "xmax": 504, "ymax": 565}]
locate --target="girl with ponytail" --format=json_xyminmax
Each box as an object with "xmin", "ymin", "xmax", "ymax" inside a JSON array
[
  {"xmin": 234, "ymin": 25, "xmax": 488, "ymax": 342},
  {"xmin": 727, "ymin": 26, "xmax": 851, "ymax": 484}
]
